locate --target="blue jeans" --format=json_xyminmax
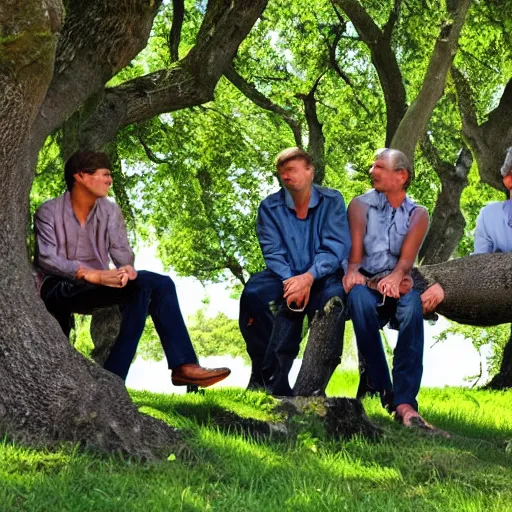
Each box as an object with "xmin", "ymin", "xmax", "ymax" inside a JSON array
[
  {"xmin": 41, "ymin": 271, "xmax": 197, "ymax": 380},
  {"xmin": 347, "ymin": 285, "xmax": 424, "ymax": 411},
  {"xmin": 239, "ymin": 269, "xmax": 345, "ymax": 395}
]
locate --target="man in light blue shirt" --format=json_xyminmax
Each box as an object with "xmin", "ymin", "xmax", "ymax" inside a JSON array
[
  {"xmin": 474, "ymin": 147, "xmax": 512, "ymax": 254},
  {"xmin": 421, "ymin": 147, "xmax": 512, "ymax": 314},
  {"xmin": 239, "ymin": 147, "xmax": 350, "ymax": 396}
]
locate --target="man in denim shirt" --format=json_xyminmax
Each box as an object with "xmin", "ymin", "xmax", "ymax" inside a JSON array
[
  {"xmin": 35, "ymin": 151, "xmax": 230, "ymax": 388},
  {"xmin": 239, "ymin": 148, "xmax": 350, "ymax": 396},
  {"xmin": 343, "ymin": 148, "xmax": 432, "ymax": 429}
]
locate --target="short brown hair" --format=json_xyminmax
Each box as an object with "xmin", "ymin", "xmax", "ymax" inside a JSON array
[
  {"xmin": 64, "ymin": 151, "xmax": 111, "ymax": 191},
  {"xmin": 275, "ymin": 147, "xmax": 314, "ymax": 171}
]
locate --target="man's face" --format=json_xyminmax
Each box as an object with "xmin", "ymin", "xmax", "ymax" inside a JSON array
[
  {"xmin": 277, "ymin": 158, "xmax": 314, "ymax": 193},
  {"xmin": 76, "ymin": 168, "xmax": 113, "ymax": 198},
  {"xmin": 503, "ymin": 173, "xmax": 512, "ymax": 192},
  {"xmin": 370, "ymin": 157, "xmax": 407, "ymax": 193}
]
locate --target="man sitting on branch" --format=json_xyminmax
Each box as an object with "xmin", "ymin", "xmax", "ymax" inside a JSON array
[
  {"xmin": 343, "ymin": 148, "xmax": 433, "ymax": 430},
  {"xmin": 34, "ymin": 151, "xmax": 230, "ymax": 388},
  {"xmin": 239, "ymin": 147, "xmax": 350, "ymax": 396}
]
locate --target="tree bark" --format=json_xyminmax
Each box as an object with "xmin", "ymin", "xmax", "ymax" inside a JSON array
[
  {"xmin": 453, "ymin": 68, "xmax": 512, "ymax": 192},
  {"xmin": 0, "ymin": 0, "xmax": 181, "ymax": 459},
  {"xmin": 302, "ymin": 77, "xmax": 327, "ymax": 185},
  {"xmin": 333, "ymin": 0, "xmax": 407, "ymax": 146},
  {"xmin": 294, "ymin": 298, "xmax": 345, "ymax": 396},
  {"xmin": 419, "ymin": 142, "xmax": 472, "ymax": 264},
  {"xmin": 77, "ymin": 0, "xmax": 269, "ymax": 150},
  {"xmin": 412, "ymin": 253, "xmax": 512, "ymax": 326},
  {"xmin": 391, "ymin": 0, "xmax": 471, "ymax": 160},
  {"xmin": 485, "ymin": 325, "xmax": 512, "ymax": 390}
]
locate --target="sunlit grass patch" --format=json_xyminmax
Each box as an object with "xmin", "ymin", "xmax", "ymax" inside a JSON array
[{"xmin": 2, "ymin": 376, "xmax": 512, "ymax": 511}]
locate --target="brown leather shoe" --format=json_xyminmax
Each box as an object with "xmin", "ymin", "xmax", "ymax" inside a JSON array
[{"xmin": 171, "ymin": 363, "xmax": 231, "ymax": 387}]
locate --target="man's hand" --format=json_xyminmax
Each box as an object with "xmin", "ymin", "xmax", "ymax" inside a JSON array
[
  {"xmin": 283, "ymin": 272, "xmax": 314, "ymax": 309},
  {"xmin": 78, "ymin": 268, "xmax": 130, "ymax": 288},
  {"xmin": 377, "ymin": 271, "xmax": 404, "ymax": 299},
  {"xmin": 342, "ymin": 270, "xmax": 367, "ymax": 293},
  {"xmin": 118, "ymin": 264, "xmax": 138, "ymax": 281},
  {"xmin": 421, "ymin": 283, "xmax": 445, "ymax": 314}
]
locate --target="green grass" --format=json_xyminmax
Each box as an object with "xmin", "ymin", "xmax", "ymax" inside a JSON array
[{"xmin": 1, "ymin": 371, "xmax": 512, "ymax": 511}]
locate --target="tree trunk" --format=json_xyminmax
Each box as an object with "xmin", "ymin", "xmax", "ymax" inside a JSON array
[
  {"xmin": 485, "ymin": 325, "xmax": 512, "ymax": 390},
  {"xmin": 294, "ymin": 297, "xmax": 345, "ymax": 396},
  {"xmin": 0, "ymin": 0, "xmax": 268, "ymax": 457},
  {"xmin": 0, "ymin": 1, "xmax": 180, "ymax": 459},
  {"xmin": 391, "ymin": 0, "xmax": 471, "ymax": 160},
  {"xmin": 419, "ymin": 146, "xmax": 472, "ymax": 264}
]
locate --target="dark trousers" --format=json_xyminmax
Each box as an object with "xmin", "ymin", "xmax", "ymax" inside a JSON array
[
  {"xmin": 347, "ymin": 285, "xmax": 424, "ymax": 411},
  {"xmin": 239, "ymin": 269, "xmax": 345, "ymax": 395},
  {"xmin": 41, "ymin": 270, "xmax": 197, "ymax": 380}
]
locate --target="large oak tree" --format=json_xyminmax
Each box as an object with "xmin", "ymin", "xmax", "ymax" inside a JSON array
[{"xmin": 0, "ymin": 0, "xmax": 267, "ymax": 457}]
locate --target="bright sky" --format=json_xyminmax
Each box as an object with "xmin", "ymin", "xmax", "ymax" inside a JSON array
[{"xmin": 126, "ymin": 245, "xmax": 491, "ymax": 395}]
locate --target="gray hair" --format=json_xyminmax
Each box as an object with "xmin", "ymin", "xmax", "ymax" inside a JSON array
[
  {"xmin": 375, "ymin": 148, "xmax": 413, "ymax": 189},
  {"xmin": 500, "ymin": 147, "xmax": 512, "ymax": 177}
]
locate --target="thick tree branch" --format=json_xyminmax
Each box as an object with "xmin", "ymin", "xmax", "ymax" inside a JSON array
[
  {"xmin": 333, "ymin": 0, "xmax": 407, "ymax": 144},
  {"xmin": 35, "ymin": 0, "xmax": 163, "ymax": 144},
  {"xmin": 452, "ymin": 67, "xmax": 479, "ymax": 141},
  {"xmin": 391, "ymin": 0, "xmax": 471, "ymax": 161},
  {"xmin": 224, "ymin": 65, "xmax": 302, "ymax": 147},
  {"xmin": 77, "ymin": 0, "xmax": 268, "ymax": 150},
  {"xmin": 169, "ymin": 0, "xmax": 185, "ymax": 63},
  {"xmin": 454, "ymin": 67, "xmax": 512, "ymax": 191}
]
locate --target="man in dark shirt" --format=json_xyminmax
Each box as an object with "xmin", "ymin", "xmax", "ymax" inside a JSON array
[
  {"xmin": 35, "ymin": 151, "xmax": 230, "ymax": 387},
  {"xmin": 239, "ymin": 147, "xmax": 350, "ymax": 396}
]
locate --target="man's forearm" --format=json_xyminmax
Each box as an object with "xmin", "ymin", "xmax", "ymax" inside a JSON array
[
  {"xmin": 347, "ymin": 261, "xmax": 362, "ymax": 274},
  {"xmin": 393, "ymin": 259, "xmax": 415, "ymax": 277}
]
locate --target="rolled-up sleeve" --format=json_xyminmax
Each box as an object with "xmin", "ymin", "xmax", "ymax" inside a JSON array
[
  {"xmin": 307, "ymin": 192, "xmax": 351, "ymax": 280},
  {"xmin": 108, "ymin": 205, "xmax": 135, "ymax": 267},
  {"xmin": 256, "ymin": 203, "xmax": 293, "ymax": 280},
  {"xmin": 34, "ymin": 205, "xmax": 81, "ymax": 279}
]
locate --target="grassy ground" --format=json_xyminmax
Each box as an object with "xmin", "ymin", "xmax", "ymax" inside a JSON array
[{"xmin": 1, "ymin": 371, "xmax": 512, "ymax": 511}]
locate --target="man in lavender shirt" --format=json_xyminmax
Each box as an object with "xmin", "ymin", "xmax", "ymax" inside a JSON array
[{"xmin": 35, "ymin": 151, "xmax": 230, "ymax": 387}]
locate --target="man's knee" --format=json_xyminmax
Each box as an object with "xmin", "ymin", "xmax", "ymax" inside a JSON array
[
  {"xmin": 396, "ymin": 290, "xmax": 422, "ymax": 321},
  {"xmin": 241, "ymin": 272, "xmax": 281, "ymax": 313},
  {"xmin": 314, "ymin": 275, "xmax": 345, "ymax": 308},
  {"xmin": 347, "ymin": 285, "xmax": 375, "ymax": 314},
  {"xmin": 136, "ymin": 270, "xmax": 176, "ymax": 292}
]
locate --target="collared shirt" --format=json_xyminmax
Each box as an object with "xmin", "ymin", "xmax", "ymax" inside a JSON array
[
  {"xmin": 474, "ymin": 199, "xmax": 512, "ymax": 254},
  {"xmin": 34, "ymin": 191, "xmax": 134, "ymax": 280},
  {"xmin": 358, "ymin": 189, "xmax": 422, "ymax": 275},
  {"xmin": 256, "ymin": 185, "xmax": 350, "ymax": 280}
]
